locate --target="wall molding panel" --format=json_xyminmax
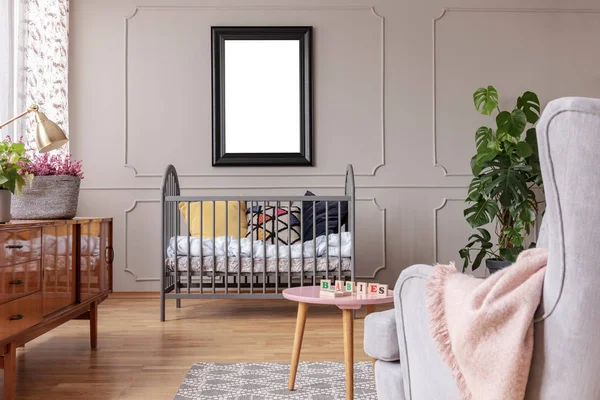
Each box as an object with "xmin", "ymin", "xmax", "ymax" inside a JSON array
[
  {"xmin": 433, "ymin": 197, "xmax": 463, "ymax": 262},
  {"xmin": 355, "ymin": 198, "xmax": 387, "ymax": 279},
  {"xmin": 124, "ymin": 199, "xmax": 161, "ymax": 282},
  {"xmin": 432, "ymin": 7, "xmax": 600, "ymax": 177},
  {"xmin": 124, "ymin": 5, "xmax": 385, "ymax": 178}
]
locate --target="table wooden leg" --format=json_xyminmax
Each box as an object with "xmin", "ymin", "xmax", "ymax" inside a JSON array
[
  {"xmin": 365, "ymin": 305, "xmax": 377, "ymax": 369},
  {"xmin": 342, "ymin": 309, "xmax": 354, "ymax": 400},
  {"xmin": 3, "ymin": 342, "xmax": 17, "ymax": 400},
  {"xmin": 288, "ymin": 302, "xmax": 308, "ymax": 391},
  {"xmin": 90, "ymin": 301, "xmax": 98, "ymax": 350}
]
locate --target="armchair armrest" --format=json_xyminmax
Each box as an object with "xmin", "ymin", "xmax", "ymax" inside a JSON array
[
  {"xmin": 394, "ymin": 264, "xmax": 459, "ymax": 399},
  {"xmin": 364, "ymin": 309, "xmax": 400, "ymax": 361}
]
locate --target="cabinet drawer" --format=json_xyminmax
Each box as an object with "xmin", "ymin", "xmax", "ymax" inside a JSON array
[
  {"xmin": 0, "ymin": 261, "xmax": 41, "ymax": 304},
  {"xmin": 0, "ymin": 292, "xmax": 42, "ymax": 341},
  {"xmin": 0, "ymin": 228, "xmax": 42, "ymax": 267}
]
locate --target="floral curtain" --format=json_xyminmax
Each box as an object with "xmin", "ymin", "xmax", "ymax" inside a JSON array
[{"xmin": 22, "ymin": 0, "xmax": 69, "ymax": 155}]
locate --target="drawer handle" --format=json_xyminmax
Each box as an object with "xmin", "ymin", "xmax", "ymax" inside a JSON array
[
  {"xmin": 105, "ymin": 246, "xmax": 115, "ymax": 263},
  {"xmin": 9, "ymin": 279, "xmax": 23, "ymax": 285},
  {"xmin": 9, "ymin": 314, "xmax": 23, "ymax": 321},
  {"xmin": 5, "ymin": 244, "xmax": 23, "ymax": 249}
]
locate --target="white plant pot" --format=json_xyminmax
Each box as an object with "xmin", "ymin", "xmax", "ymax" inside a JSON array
[{"xmin": 0, "ymin": 189, "xmax": 11, "ymax": 223}]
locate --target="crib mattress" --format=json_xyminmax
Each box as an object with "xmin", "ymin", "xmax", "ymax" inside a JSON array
[{"xmin": 165, "ymin": 256, "xmax": 351, "ymax": 274}]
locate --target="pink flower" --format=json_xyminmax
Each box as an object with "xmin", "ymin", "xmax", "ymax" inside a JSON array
[{"xmin": 23, "ymin": 152, "xmax": 84, "ymax": 179}]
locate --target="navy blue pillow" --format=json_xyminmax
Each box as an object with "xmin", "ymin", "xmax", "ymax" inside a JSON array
[{"xmin": 302, "ymin": 191, "xmax": 348, "ymax": 241}]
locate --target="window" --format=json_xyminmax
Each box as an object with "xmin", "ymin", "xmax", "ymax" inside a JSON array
[
  {"xmin": 0, "ymin": 0, "xmax": 18, "ymax": 140},
  {"xmin": 0, "ymin": 0, "xmax": 69, "ymax": 153}
]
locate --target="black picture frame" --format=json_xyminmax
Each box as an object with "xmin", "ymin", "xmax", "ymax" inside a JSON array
[{"xmin": 211, "ymin": 26, "xmax": 313, "ymax": 166}]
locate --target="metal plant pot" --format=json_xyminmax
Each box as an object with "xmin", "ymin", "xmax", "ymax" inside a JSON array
[
  {"xmin": 486, "ymin": 258, "xmax": 512, "ymax": 274},
  {"xmin": 11, "ymin": 175, "xmax": 81, "ymax": 219}
]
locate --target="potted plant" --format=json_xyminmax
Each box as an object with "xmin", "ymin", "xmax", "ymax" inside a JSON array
[
  {"xmin": 11, "ymin": 152, "xmax": 84, "ymax": 220},
  {"xmin": 459, "ymin": 86, "xmax": 543, "ymax": 274},
  {"xmin": 0, "ymin": 138, "xmax": 32, "ymax": 223}
]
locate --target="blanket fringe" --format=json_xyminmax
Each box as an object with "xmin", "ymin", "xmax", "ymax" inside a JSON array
[{"xmin": 426, "ymin": 263, "xmax": 472, "ymax": 400}]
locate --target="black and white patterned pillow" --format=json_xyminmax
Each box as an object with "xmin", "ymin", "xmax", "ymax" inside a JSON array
[{"xmin": 246, "ymin": 205, "xmax": 301, "ymax": 245}]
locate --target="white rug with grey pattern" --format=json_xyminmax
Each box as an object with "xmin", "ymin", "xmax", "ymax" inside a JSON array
[{"xmin": 174, "ymin": 362, "xmax": 377, "ymax": 399}]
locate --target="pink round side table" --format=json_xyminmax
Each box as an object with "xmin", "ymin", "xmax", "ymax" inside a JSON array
[{"xmin": 282, "ymin": 285, "xmax": 394, "ymax": 400}]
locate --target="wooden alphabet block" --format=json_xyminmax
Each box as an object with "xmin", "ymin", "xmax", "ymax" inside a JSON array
[
  {"xmin": 368, "ymin": 283, "xmax": 379, "ymax": 295},
  {"xmin": 320, "ymin": 280, "xmax": 331, "ymax": 290},
  {"xmin": 357, "ymin": 282, "xmax": 368, "ymax": 294},
  {"xmin": 345, "ymin": 281, "xmax": 355, "ymax": 292},
  {"xmin": 377, "ymin": 284, "xmax": 389, "ymax": 297},
  {"xmin": 334, "ymin": 280, "xmax": 344, "ymax": 292}
]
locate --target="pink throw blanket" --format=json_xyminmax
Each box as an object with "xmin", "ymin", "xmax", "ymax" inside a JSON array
[{"xmin": 427, "ymin": 248, "xmax": 548, "ymax": 400}]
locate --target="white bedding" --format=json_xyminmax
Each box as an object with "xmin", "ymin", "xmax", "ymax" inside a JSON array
[{"xmin": 167, "ymin": 232, "xmax": 351, "ymax": 259}]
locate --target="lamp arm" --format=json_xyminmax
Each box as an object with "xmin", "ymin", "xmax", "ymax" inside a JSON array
[{"xmin": 0, "ymin": 105, "xmax": 39, "ymax": 130}]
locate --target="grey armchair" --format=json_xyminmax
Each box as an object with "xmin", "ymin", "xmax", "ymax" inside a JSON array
[{"xmin": 364, "ymin": 97, "xmax": 600, "ymax": 400}]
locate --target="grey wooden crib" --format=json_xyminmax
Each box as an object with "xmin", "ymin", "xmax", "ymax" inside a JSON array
[{"xmin": 160, "ymin": 164, "xmax": 356, "ymax": 321}]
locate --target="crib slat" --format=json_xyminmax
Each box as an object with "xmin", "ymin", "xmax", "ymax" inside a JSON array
[
  {"xmin": 237, "ymin": 200, "xmax": 241, "ymax": 295},
  {"xmin": 338, "ymin": 202, "xmax": 342, "ymax": 282},
  {"xmin": 325, "ymin": 201, "xmax": 329, "ymax": 281},
  {"xmin": 174, "ymin": 199, "xmax": 179, "ymax": 301},
  {"xmin": 200, "ymin": 201, "xmax": 203, "ymax": 295},
  {"xmin": 275, "ymin": 201, "xmax": 279, "ymax": 294},
  {"xmin": 250, "ymin": 201, "xmax": 254, "ymax": 294},
  {"xmin": 212, "ymin": 200, "xmax": 216, "ymax": 295},
  {"xmin": 187, "ymin": 202, "xmax": 191, "ymax": 294},
  {"xmin": 288, "ymin": 201, "xmax": 291, "ymax": 289},
  {"xmin": 300, "ymin": 201, "xmax": 304, "ymax": 287},
  {"xmin": 172, "ymin": 180, "xmax": 176, "ymax": 297},
  {"xmin": 225, "ymin": 201, "xmax": 228, "ymax": 295},
  {"xmin": 312, "ymin": 201, "xmax": 316, "ymax": 286},
  {"xmin": 350, "ymin": 195, "xmax": 355, "ymax": 283},
  {"xmin": 263, "ymin": 202, "xmax": 266, "ymax": 294}
]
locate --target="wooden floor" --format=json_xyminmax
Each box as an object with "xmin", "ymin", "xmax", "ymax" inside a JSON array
[{"xmin": 1, "ymin": 293, "xmax": 392, "ymax": 400}]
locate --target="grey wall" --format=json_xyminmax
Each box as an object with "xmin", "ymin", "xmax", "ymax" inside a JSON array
[{"xmin": 70, "ymin": 0, "xmax": 600, "ymax": 291}]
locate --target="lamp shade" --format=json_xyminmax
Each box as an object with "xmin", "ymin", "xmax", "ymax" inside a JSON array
[{"xmin": 34, "ymin": 111, "xmax": 69, "ymax": 153}]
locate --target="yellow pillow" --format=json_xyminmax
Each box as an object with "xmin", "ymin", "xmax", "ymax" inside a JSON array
[{"xmin": 178, "ymin": 201, "xmax": 248, "ymax": 238}]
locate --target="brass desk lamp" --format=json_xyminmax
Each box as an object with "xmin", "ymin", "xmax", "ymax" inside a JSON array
[{"xmin": 0, "ymin": 104, "xmax": 69, "ymax": 152}]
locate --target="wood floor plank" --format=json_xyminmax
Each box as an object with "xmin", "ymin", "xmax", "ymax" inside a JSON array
[{"xmin": 0, "ymin": 293, "xmax": 391, "ymax": 399}]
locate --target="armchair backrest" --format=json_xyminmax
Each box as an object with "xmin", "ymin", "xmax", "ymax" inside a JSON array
[{"xmin": 527, "ymin": 97, "xmax": 600, "ymax": 399}]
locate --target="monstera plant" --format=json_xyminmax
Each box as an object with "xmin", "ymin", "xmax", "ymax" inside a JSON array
[{"xmin": 459, "ymin": 86, "xmax": 543, "ymax": 272}]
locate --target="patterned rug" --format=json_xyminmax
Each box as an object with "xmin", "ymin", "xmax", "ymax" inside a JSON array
[{"xmin": 174, "ymin": 362, "xmax": 377, "ymax": 399}]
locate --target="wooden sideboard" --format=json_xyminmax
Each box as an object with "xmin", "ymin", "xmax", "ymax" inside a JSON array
[{"xmin": 0, "ymin": 218, "xmax": 113, "ymax": 400}]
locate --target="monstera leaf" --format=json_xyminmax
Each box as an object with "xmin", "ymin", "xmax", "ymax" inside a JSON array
[
  {"xmin": 500, "ymin": 246, "xmax": 523, "ymax": 263},
  {"xmin": 473, "ymin": 86, "xmax": 499, "ymax": 115},
  {"xmin": 525, "ymin": 128, "xmax": 538, "ymax": 152},
  {"xmin": 516, "ymin": 141, "xmax": 533, "ymax": 158},
  {"xmin": 496, "ymin": 109, "xmax": 527, "ymax": 137},
  {"xmin": 517, "ymin": 91, "xmax": 541, "ymax": 124},
  {"xmin": 464, "ymin": 199, "xmax": 498, "ymax": 228},
  {"xmin": 467, "ymin": 176, "xmax": 483, "ymax": 201},
  {"xmin": 485, "ymin": 164, "xmax": 530, "ymax": 207},
  {"xmin": 475, "ymin": 126, "xmax": 494, "ymax": 151}
]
